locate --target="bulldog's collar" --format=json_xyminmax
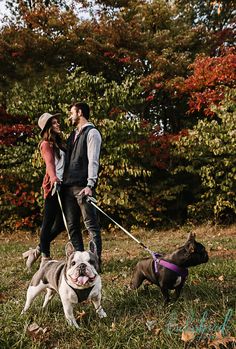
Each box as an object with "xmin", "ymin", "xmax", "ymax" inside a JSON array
[
  {"xmin": 152, "ymin": 252, "xmax": 188, "ymax": 284},
  {"xmin": 65, "ymin": 277, "xmax": 95, "ymax": 303}
]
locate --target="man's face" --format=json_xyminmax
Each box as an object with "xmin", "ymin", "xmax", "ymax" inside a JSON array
[{"xmin": 69, "ymin": 106, "xmax": 82, "ymax": 125}]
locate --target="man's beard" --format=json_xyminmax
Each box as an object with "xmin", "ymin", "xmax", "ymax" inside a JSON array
[{"xmin": 68, "ymin": 115, "xmax": 78, "ymax": 125}]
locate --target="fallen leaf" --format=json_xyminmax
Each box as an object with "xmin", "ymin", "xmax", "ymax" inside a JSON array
[
  {"xmin": 215, "ymin": 331, "xmax": 223, "ymax": 339},
  {"xmin": 0, "ymin": 292, "xmax": 8, "ymax": 303},
  {"xmin": 76, "ymin": 310, "xmax": 86, "ymax": 319},
  {"xmin": 208, "ymin": 332, "xmax": 236, "ymax": 348},
  {"xmin": 192, "ymin": 280, "xmax": 201, "ymax": 285},
  {"xmin": 181, "ymin": 330, "xmax": 196, "ymax": 342},
  {"xmin": 26, "ymin": 322, "xmax": 49, "ymax": 341},
  {"xmin": 111, "ymin": 275, "xmax": 120, "ymax": 281},
  {"xmin": 193, "ymin": 298, "xmax": 200, "ymax": 304},
  {"xmin": 28, "ymin": 323, "xmax": 40, "ymax": 332},
  {"xmin": 146, "ymin": 320, "xmax": 157, "ymax": 331},
  {"xmin": 111, "ymin": 322, "xmax": 116, "ymax": 331},
  {"xmin": 154, "ymin": 328, "xmax": 161, "ymax": 336},
  {"xmin": 218, "ymin": 275, "xmax": 224, "ymax": 282}
]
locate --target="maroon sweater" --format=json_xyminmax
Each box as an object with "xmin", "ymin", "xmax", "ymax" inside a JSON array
[{"xmin": 40, "ymin": 141, "xmax": 59, "ymax": 198}]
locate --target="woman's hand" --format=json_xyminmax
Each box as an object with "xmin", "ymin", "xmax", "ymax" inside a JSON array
[{"xmin": 51, "ymin": 180, "xmax": 62, "ymax": 196}]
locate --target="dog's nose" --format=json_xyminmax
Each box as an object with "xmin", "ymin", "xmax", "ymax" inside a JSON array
[{"xmin": 79, "ymin": 263, "xmax": 87, "ymax": 273}]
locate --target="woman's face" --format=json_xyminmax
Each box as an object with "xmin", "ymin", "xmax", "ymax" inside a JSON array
[{"xmin": 51, "ymin": 118, "xmax": 61, "ymax": 134}]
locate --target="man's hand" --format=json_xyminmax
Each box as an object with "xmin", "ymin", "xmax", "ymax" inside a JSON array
[{"xmin": 79, "ymin": 186, "xmax": 92, "ymax": 197}]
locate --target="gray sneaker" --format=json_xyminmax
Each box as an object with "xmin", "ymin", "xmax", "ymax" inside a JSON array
[{"xmin": 22, "ymin": 246, "xmax": 40, "ymax": 269}]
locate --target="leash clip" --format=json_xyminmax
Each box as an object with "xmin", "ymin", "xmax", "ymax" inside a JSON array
[{"xmin": 86, "ymin": 196, "xmax": 97, "ymax": 204}]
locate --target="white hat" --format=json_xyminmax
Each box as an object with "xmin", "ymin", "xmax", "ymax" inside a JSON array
[{"xmin": 38, "ymin": 112, "xmax": 61, "ymax": 135}]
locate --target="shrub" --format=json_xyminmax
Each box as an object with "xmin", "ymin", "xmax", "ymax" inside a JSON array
[{"xmin": 172, "ymin": 90, "xmax": 236, "ymax": 224}]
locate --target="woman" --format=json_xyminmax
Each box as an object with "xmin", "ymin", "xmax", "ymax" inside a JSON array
[{"xmin": 23, "ymin": 112, "xmax": 66, "ymax": 268}]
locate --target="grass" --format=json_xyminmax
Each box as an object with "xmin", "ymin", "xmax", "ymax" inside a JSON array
[{"xmin": 0, "ymin": 224, "xmax": 235, "ymax": 349}]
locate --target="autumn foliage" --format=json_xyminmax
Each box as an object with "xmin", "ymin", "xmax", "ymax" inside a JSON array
[
  {"xmin": 0, "ymin": 0, "xmax": 236, "ymax": 230},
  {"xmin": 177, "ymin": 48, "xmax": 236, "ymax": 116}
]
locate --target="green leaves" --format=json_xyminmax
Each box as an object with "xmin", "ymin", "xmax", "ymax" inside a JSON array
[
  {"xmin": 3, "ymin": 67, "xmax": 157, "ymax": 228},
  {"xmin": 1, "ymin": 1, "xmax": 235, "ymax": 229},
  {"xmin": 173, "ymin": 91, "xmax": 236, "ymax": 223}
]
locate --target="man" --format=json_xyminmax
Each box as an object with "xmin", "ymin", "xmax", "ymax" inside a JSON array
[{"xmin": 63, "ymin": 102, "xmax": 102, "ymax": 269}]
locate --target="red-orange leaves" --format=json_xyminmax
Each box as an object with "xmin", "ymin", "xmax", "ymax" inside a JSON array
[{"xmin": 176, "ymin": 48, "xmax": 236, "ymax": 116}]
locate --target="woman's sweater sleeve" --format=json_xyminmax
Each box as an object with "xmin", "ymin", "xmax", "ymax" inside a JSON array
[{"xmin": 40, "ymin": 141, "xmax": 58, "ymax": 185}]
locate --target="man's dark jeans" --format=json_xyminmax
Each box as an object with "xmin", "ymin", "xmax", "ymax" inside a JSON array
[{"xmin": 63, "ymin": 185, "xmax": 102, "ymax": 258}]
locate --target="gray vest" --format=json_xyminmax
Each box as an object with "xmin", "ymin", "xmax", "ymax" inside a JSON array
[{"xmin": 63, "ymin": 125, "xmax": 94, "ymax": 186}]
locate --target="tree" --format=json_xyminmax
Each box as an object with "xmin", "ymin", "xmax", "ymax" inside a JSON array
[
  {"xmin": 0, "ymin": 0, "xmax": 214, "ymax": 130},
  {"xmin": 175, "ymin": 0, "xmax": 235, "ymax": 31},
  {"xmin": 175, "ymin": 0, "xmax": 235, "ymax": 53},
  {"xmin": 176, "ymin": 48, "xmax": 236, "ymax": 116},
  {"xmin": 172, "ymin": 91, "xmax": 236, "ymax": 224},
  {"xmin": 0, "ymin": 3, "xmax": 80, "ymax": 99},
  {"xmin": 5, "ymin": 0, "xmax": 68, "ymax": 16},
  {"xmin": 2, "ymin": 68, "xmax": 157, "ymax": 229},
  {"xmin": 1, "ymin": 0, "xmax": 235, "ymax": 230},
  {"xmin": 84, "ymin": 0, "xmax": 213, "ymax": 131}
]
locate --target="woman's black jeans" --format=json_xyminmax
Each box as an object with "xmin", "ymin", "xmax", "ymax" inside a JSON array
[{"xmin": 40, "ymin": 192, "xmax": 65, "ymax": 257}]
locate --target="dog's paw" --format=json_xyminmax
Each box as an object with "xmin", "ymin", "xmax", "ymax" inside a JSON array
[
  {"xmin": 97, "ymin": 308, "xmax": 107, "ymax": 318},
  {"xmin": 67, "ymin": 318, "xmax": 80, "ymax": 329}
]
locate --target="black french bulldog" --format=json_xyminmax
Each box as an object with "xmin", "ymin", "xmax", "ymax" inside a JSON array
[{"xmin": 130, "ymin": 232, "xmax": 208, "ymax": 304}]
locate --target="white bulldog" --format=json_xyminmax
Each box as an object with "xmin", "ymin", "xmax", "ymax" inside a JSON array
[{"xmin": 22, "ymin": 241, "xmax": 107, "ymax": 328}]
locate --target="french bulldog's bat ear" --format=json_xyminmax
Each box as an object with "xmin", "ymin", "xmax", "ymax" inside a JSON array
[
  {"xmin": 187, "ymin": 232, "xmax": 196, "ymax": 241},
  {"xmin": 185, "ymin": 233, "xmax": 196, "ymax": 253},
  {"xmin": 65, "ymin": 241, "xmax": 75, "ymax": 258},
  {"xmin": 185, "ymin": 241, "xmax": 195, "ymax": 253},
  {"xmin": 89, "ymin": 240, "xmax": 97, "ymax": 256}
]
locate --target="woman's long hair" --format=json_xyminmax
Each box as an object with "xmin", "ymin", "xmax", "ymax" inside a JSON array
[{"xmin": 39, "ymin": 118, "xmax": 66, "ymax": 159}]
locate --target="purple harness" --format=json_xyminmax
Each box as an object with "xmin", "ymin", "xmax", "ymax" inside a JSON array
[{"xmin": 152, "ymin": 252, "xmax": 189, "ymax": 285}]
